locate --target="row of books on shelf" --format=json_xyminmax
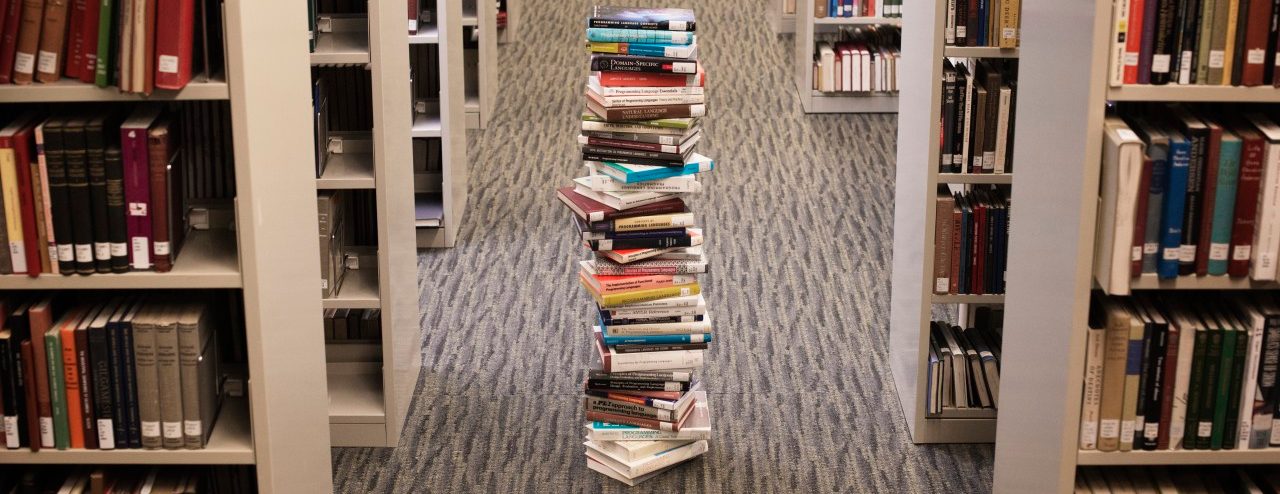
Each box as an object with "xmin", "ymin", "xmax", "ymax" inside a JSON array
[
  {"xmin": 812, "ymin": 27, "xmax": 900, "ymax": 93},
  {"xmin": 0, "ymin": 105, "xmax": 212, "ymax": 278},
  {"xmin": 942, "ymin": 0, "xmax": 1020, "ymax": 48},
  {"xmin": 572, "ymin": 10, "xmax": 714, "ymax": 485},
  {"xmin": 322, "ymin": 308, "xmax": 380, "ymax": 342},
  {"xmin": 1106, "ymin": 0, "xmax": 1280, "ymax": 87},
  {"xmin": 1081, "ymin": 294, "xmax": 1280, "ymax": 453},
  {"xmin": 926, "ymin": 311, "xmax": 1003, "ymax": 415},
  {"xmin": 938, "ymin": 59, "xmax": 1017, "ymax": 174},
  {"xmin": 0, "ymin": 0, "xmax": 220, "ymax": 91},
  {"xmin": 812, "ymin": 0, "xmax": 901, "ymax": 18},
  {"xmin": 1095, "ymin": 107, "xmax": 1280, "ymax": 295},
  {"xmin": 1076, "ymin": 465, "xmax": 1280, "ymax": 492},
  {"xmin": 932, "ymin": 185, "xmax": 1010, "ymax": 295},
  {"xmin": 0, "ymin": 466, "xmax": 253, "ymax": 494},
  {"xmin": 0, "ymin": 296, "xmax": 222, "ymax": 452}
]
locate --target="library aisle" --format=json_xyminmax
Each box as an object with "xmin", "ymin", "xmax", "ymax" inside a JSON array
[{"xmin": 329, "ymin": 0, "xmax": 992, "ymax": 491}]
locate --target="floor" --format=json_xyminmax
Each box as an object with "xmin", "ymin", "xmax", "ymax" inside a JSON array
[{"xmin": 329, "ymin": 0, "xmax": 995, "ymax": 491}]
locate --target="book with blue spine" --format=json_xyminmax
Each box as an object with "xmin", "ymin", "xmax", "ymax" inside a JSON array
[
  {"xmin": 587, "ymin": 155, "xmax": 714, "ymax": 184},
  {"xmin": 1136, "ymin": 122, "xmax": 1169, "ymax": 275},
  {"xmin": 586, "ymin": 28, "xmax": 694, "ymax": 45},
  {"xmin": 1207, "ymin": 132, "xmax": 1241, "ymax": 275},
  {"xmin": 600, "ymin": 320, "xmax": 712, "ymax": 346},
  {"xmin": 1158, "ymin": 134, "xmax": 1192, "ymax": 279}
]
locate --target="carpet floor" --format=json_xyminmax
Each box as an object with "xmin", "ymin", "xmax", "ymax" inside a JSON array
[{"xmin": 329, "ymin": 0, "xmax": 996, "ymax": 491}]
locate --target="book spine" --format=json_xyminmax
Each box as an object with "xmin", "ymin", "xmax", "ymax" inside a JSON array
[
  {"xmin": 0, "ymin": 0, "xmax": 22, "ymax": 84},
  {"xmin": 1211, "ymin": 328, "xmax": 1238, "ymax": 449},
  {"xmin": 1243, "ymin": 0, "xmax": 1275, "ymax": 84},
  {"xmin": 1157, "ymin": 323, "xmax": 1180, "ymax": 449},
  {"xmin": 0, "ymin": 147, "xmax": 26, "ymax": 274},
  {"xmin": 1179, "ymin": 129, "xmax": 1206, "ymax": 276},
  {"xmin": 132, "ymin": 319, "xmax": 161, "ymax": 448},
  {"xmin": 43, "ymin": 330, "xmax": 68, "ymax": 449},
  {"xmin": 586, "ymin": 19, "xmax": 695, "ymax": 32},
  {"xmin": 106, "ymin": 321, "xmax": 131, "ymax": 448},
  {"xmin": 589, "ymin": 55, "xmax": 697, "ymax": 75},
  {"xmin": 78, "ymin": 0, "xmax": 98, "ymax": 83},
  {"xmin": 583, "ymin": 410, "xmax": 676, "ymax": 432},
  {"xmin": 1196, "ymin": 0, "xmax": 1217, "ymax": 83},
  {"xmin": 155, "ymin": 319, "xmax": 182, "ymax": 449},
  {"xmin": 588, "ymin": 370, "xmax": 691, "ymax": 382},
  {"xmin": 1230, "ymin": 136, "xmax": 1264, "ymax": 277},
  {"xmin": 59, "ymin": 327, "xmax": 84, "ymax": 449},
  {"xmin": 104, "ymin": 148, "xmax": 128, "ymax": 272},
  {"xmin": 1110, "ymin": 0, "xmax": 1131, "ymax": 86},
  {"xmin": 1199, "ymin": 131, "xmax": 1222, "ymax": 276},
  {"xmin": 87, "ymin": 134, "xmax": 112, "ymax": 273},
  {"xmin": 595, "ymin": 70, "xmax": 703, "ymax": 87},
  {"xmin": 585, "ymin": 28, "xmax": 693, "ymax": 45},
  {"xmin": 586, "ymin": 426, "xmax": 709, "ymax": 442},
  {"xmin": 153, "ymin": 0, "xmax": 194, "ymax": 89},
  {"xmin": 593, "ymin": 104, "xmax": 705, "ymax": 122},
  {"xmin": 92, "ymin": 0, "xmax": 111, "ymax": 87},
  {"xmin": 1140, "ymin": 323, "xmax": 1168, "ymax": 450},
  {"xmin": 29, "ymin": 129, "xmax": 53, "ymax": 275},
  {"xmin": 34, "ymin": 0, "xmax": 70, "ymax": 82},
  {"xmin": 1222, "ymin": 329, "xmax": 1248, "ymax": 447},
  {"xmin": 1253, "ymin": 316, "xmax": 1280, "ymax": 448},
  {"xmin": 121, "ymin": 126, "xmax": 151, "ymax": 270},
  {"xmin": 594, "ymin": 93, "xmax": 705, "ymax": 107},
  {"xmin": 1080, "ymin": 325, "xmax": 1106, "ymax": 450},
  {"xmin": 147, "ymin": 128, "xmax": 172, "ymax": 272},
  {"xmin": 0, "ymin": 337, "xmax": 21, "ymax": 448},
  {"xmin": 14, "ymin": 135, "xmax": 44, "ymax": 276},
  {"xmin": 11, "ymin": 0, "xmax": 46, "ymax": 84},
  {"xmin": 1235, "ymin": 316, "xmax": 1263, "ymax": 448},
  {"xmin": 66, "ymin": 0, "xmax": 84, "ymax": 80},
  {"xmin": 584, "ymin": 396, "xmax": 677, "ymax": 422},
  {"xmin": 20, "ymin": 341, "xmax": 39, "ymax": 451},
  {"xmin": 88, "ymin": 326, "xmax": 114, "ymax": 449},
  {"xmin": 1158, "ymin": 140, "xmax": 1190, "ymax": 279},
  {"xmin": 591, "ymin": 273, "xmax": 694, "ymax": 293},
  {"xmin": 1120, "ymin": 316, "xmax": 1144, "ymax": 451},
  {"xmin": 64, "ymin": 130, "xmax": 94, "ymax": 274},
  {"xmin": 1183, "ymin": 328, "xmax": 1208, "ymax": 448},
  {"xmin": 589, "ymin": 235, "xmax": 694, "ymax": 252},
  {"xmin": 73, "ymin": 327, "xmax": 97, "ymax": 449},
  {"xmin": 1196, "ymin": 329, "xmax": 1223, "ymax": 449},
  {"xmin": 177, "ymin": 317, "xmax": 204, "ymax": 449},
  {"xmin": 601, "ymin": 332, "xmax": 710, "ymax": 346}
]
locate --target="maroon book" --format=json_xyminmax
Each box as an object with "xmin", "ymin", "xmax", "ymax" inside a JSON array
[
  {"xmin": 1195, "ymin": 122, "xmax": 1223, "ymax": 276},
  {"xmin": 1132, "ymin": 157, "xmax": 1154, "ymax": 277},
  {"xmin": 1241, "ymin": 0, "xmax": 1275, "ymax": 86},
  {"xmin": 21, "ymin": 340, "xmax": 39, "ymax": 451},
  {"xmin": 556, "ymin": 187, "xmax": 685, "ymax": 223},
  {"xmin": 1229, "ymin": 127, "xmax": 1266, "ymax": 277},
  {"xmin": 950, "ymin": 194, "xmax": 963, "ymax": 294},
  {"xmin": 1155, "ymin": 321, "xmax": 1180, "ymax": 449}
]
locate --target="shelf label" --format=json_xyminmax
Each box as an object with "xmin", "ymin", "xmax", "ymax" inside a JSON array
[
  {"xmin": 132, "ymin": 237, "xmax": 151, "ymax": 269},
  {"xmin": 36, "ymin": 50, "xmax": 58, "ymax": 74},
  {"xmin": 1234, "ymin": 245, "xmax": 1252, "ymax": 261},
  {"xmin": 39, "ymin": 417, "xmax": 53, "ymax": 447},
  {"xmin": 1099, "ymin": 419, "xmax": 1120, "ymax": 438},
  {"xmin": 1179, "ymin": 245, "xmax": 1196, "ymax": 263},
  {"xmin": 936, "ymin": 278, "xmax": 949, "ymax": 293},
  {"xmin": 1248, "ymin": 49, "xmax": 1266, "ymax": 65},
  {"xmin": 74, "ymin": 244, "xmax": 93, "ymax": 263},
  {"xmin": 1131, "ymin": 246, "xmax": 1142, "ymax": 262},
  {"xmin": 142, "ymin": 421, "xmax": 161, "ymax": 438},
  {"xmin": 57, "ymin": 244, "xmax": 74, "ymax": 262},
  {"xmin": 1198, "ymin": 421, "xmax": 1213, "ymax": 437},
  {"xmin": 95, "ymin": 242, "xmax": 111, "ymax": 261},
  {"xmin": 184, "ymin": 420, "xmax": 202, "ymax": 437},
  {"xmin": 1143, "ymin": 422, "xmax": 1159, "ymax": 439},
  {"xmin": 97, "ymin": 420, "xmax": 115, "ymax": 450},
  {"xmin": 1210, "ymin": 243, "xmax": 1229, "ymax": 261},
  {"xmin": 158, "ymin": 54, "xmax": 179, "ymax": 74},
  {"xmin": 1143, "ymin": 242, "xmax": 1158, "ymax": 255},
  {"xmin": 163, "ymin": 421, "xmax": 183, "ymax": 439},
  {"xmin": 3, "ymin": 416, "xmax": 16, "ymax": 447},
  {"xmin": 13, "ymin": 52, "xmax": 33, "ymax": 74},
  {"xmin": 1123, "ymin": 52, "xmax": 1139, "ymax": 67},
  {"xmin": 1209, "ymin": 50, "xmax": 1225, "ymax": 69}
]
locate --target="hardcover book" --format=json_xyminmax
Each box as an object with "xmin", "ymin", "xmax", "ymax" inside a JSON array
[{"xmin": 587, "ymin": 6, "xmax": 695, "ymax": 31}]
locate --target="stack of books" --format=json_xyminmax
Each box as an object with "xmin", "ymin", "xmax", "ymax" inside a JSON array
[{"xmin": 567, "ymin": 6, "xmax": 714, "ymax": 486}]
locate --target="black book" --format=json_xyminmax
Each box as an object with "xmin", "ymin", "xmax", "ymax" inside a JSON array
[
  {"xmin": 955, "ymin": 0, "xmax": 968, "ymax": 46},
  {"xmin": 106, "ymin": 301, "xmax": 134, "ymax": 448},
  {"xmin": 86, "ymin": 114, "xmax": 114, "ymax": 273},
  {"xmin": 599, "ymin": 314, "xmax": 705, "ymax": 326},
  {"xmin": 1169, "ymin": 107, "xmax": 1207, "ymax": 276},
  {"xmin": 1196, "ymin": 324, "xmax": 1224, "ymax": 449},
  {"xmin": 941, "ymin": 60, "xmax": 958, "ymax": 173},
  {"xmin": 970, "ymin": 85, "xmax": 988, "ymax": 174},
  {"xmin": 1003, "ymin": 75, "xmax": 1017, "ymax": 173},
  {"xmin": 1257, "ymin": 311, "xmax": 1280, "ymax": 448},
  {"xmin": 983, "ymin": 189, "xmax": 998, "ymax": 294},
  {"xmin": 1222, "ymin": 315, "xmax": 1249, "ymax": 448},
  {"xmin": 953, "ymin": 63, "xmax": 969, "ymax": 173},
  {"xmin": 103, "ymin": 147, "xmax": 128, "ymax": 272},
  {"xmin": 5, "ymin": 302, "xmax": 32, "ymax": 449},
  {"xmin": 580, "ymin": 144, "xmax": 690, "ymax": 164},
  {"xmin": 956, "ymin": 192, "xmax": 972, "ymax": 292},
  {"xmin": 1174, "ymin": 0, "xmax": 1202, "ymax": 84},
  {"xmin": 87, "ymin": 305, "xmax": 118, "ymax": 449},
  {"xmin": 1132, "ymin": 303, "xmax": 1156, "ymax": 448},
  {"xmin": 979, "ymin": 61, "xmax": 1002, "ymax": 174},
  {"xmin": 1231, "ymin": 0, "xmax": 1253, "ymax": 86},
  {"xmin": 73, "ymin": 320, "xmax": 97, "ymax": 449},
  {"xmin": 1140, "ymin": 302, "xmax": 1169, "ymax": 450},
  {"xmin": 581, "ymin": 150, "xmax": 683, "ymax": 168},
  {"xmin": 115, "ymin": 302, "xmax": 142, "ymax": 449},
  {"xmin": 1265, "ymin": 0, "xmax": 1280, "ymax": 85},
  {"xmin": 614, "ymin": 342, "xmax": 708, "ymax": 353},
  {"xmin": 40, "ymin": 118, "xmax": 76, "ymax": 275},
  {"xmin": 0, "ymin": 328, "xmax": 26, "ymax": 448},
  {"xmin": 586, "ymin": 7, "xmax": 695, "ymax": 32},
  {"xmin": 63, "ymin": 114, "xmax": 96, "ymax": 274},
  {"xmin": 1150, "ymin": 0, "xmax": 1179, "ymax": 85},
  {"xmin": 588, "ymin": 54, "xmax": 698, "ymax": 74},
  {"xmin": 587, "ymin": 233, "xmax": 696, "ymax": 251},
  {"xmin": 585, "ymin": 379, "xmax": 690, "ymax": 392}
]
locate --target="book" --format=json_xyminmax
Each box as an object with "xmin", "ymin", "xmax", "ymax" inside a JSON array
[
  {"xmin": 586, "ymin": 155, "xmax": 713, "ymax": 184},
  {"xmin": 35, "ymin": 0, "xmax": 71, "ymax": 82},
  {"xmin": 0, "ymin": 0, "xmax": 21, "ymax": 84},
  {"xmin": 579, "ymin": 261, "xmax": 698, "ymax": 295},
  {"xmin": 582, "ymin": 111, "xmax": 698, "ymax": 129},
  {"xmin": 556, "ymin": 186, "xmax": 687, "ymax": 224},
  {"xmin": 176, "ymin": 301, "xmax": 217, "ymax": 448},
  {"xmin": 583, "ymin": 86, "xmax": 705, "ymax": 108},
  {"xmin": 571, "ymin": 178, "xmax": 682, "ymax": 210},
  {"xmin": 11, "ymin": 0, "xmax": 46, "ymax": 84},
  {"xmin": 1080, "ymin": 319, "xmax": 1107, "ymax": 450},
  {"xmin": 592, "ymin": 69, "xmax": 705, "ymax": 88},
  {"xmin": 584, "ymin": 392, "xmax": 711, "ymax": 441},
  {"xmin": 585, "ymin": 97, "xmax": 705, "ymax": 122},
  {"xmin": 584, "ymin": 439, "xmax": 708, "ymax": 480},
  {"xmin": 587, "ymin": 41, "xmax": 697, "ymax": 59},
  {"xmin": 576, "ymin": 173, "xmax": 701, "ymax": 194},
  {"xmin": 593, "ymin": 326, "xmax": 703, "ymax": 373},
  {"xmin": 1095, "ymin": 117, "xmax": 1146, "ymax": 295},
  {"xmin": 120, "ymin": 105, "xmax": 163, "ymax": 271},
  {"xmin": 147, "ymin": 116, "xmax": 182, "ymax": 272},
  {"xmin": 580, "ymin": 273, "xmax": 701, "ymax": 308},
  {"xmin": 153, "ymin": 0, "xmax": 196, "ymax": 89},
  {"xmin": 589, "ymin": 54, "xmax": 697, "ymax": 74},
  {"xmin": 585, "ymin": 27, "xmax": 693, "ymax": 45},
  {"xmin": 586, "ymin": 7, "xmax": 695, "ymax": 31}
]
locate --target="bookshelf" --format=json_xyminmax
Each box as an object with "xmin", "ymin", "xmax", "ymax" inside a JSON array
[
  {"xmin": 990, "ymin": 0, "xmax": 1280, "ymax": 491},
  {"xmin": 497, "ymin": 0, "xmax": 519, "ymax": 43},
  {"xmin": 463, "ymin": 0, "xmax": 497, "ymax": 129},
  {"xmin": 0, "ymin": 0, "xmax": 334, "ymax": 491},
  {"xmin": 416, "ymin": 0, "xmax": 471, "ymax": 248},
  {"xmin": 769, "ymin": 0, "xmax": 797, "ymax": 34},
  {"xmin": 889, "ymin": 0, "xmax": 1014, "ymax": 444},
  {"xmin": 304, "ymin": 0, "xmax": 427, "ymax": 448},
  {"xmin": 792, "ymin": 4, "xmax": 900, "ymax": 113}
]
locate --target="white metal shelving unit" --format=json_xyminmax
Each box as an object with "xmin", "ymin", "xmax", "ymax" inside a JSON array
[
  {"xmin": 792, "ymin": 8, "xmax": 900, "ymax": 113},
  {"xmin": 306, "ymin": 0, "xmax": 426, "ymax": 448},
  {"xmin": 462, "ymin": 0, "xmax": 497, "ymax": 129},
  {"xmin": 0, "ymin": 0, "xmax": 334, "ymax": 490},
  {"xmin": 497, "ymin": 0, "xmax": 519, "ymax": 44},
  {"xmin": 416, "ymin": 0, "xmax": 470, "ymax": 248},
  {"xmin": 991, "ymin": 0, "xmax": 1280, "ymax": 491},
  {"xmin": 769, "ymin": 0, "xmax": 797, "ymax": 34},
  {"xmin": 888, "ymin": 0, "xmax": 1014, "ymax": 444}
]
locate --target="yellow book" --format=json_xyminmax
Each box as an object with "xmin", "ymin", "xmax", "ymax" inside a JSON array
[
  {"xmin": 0, "ymin": 148, "xmax": 25, "ymax": 273},
  {"xmin": 999, "ymin": 0, "xmax": 1020, "ymax": 49},
  {"xmin": 1221, "ymin": 0, "xmax": 1239, "ymax": 84},
  {"xmin": 578, "ymin": 274, "xmax": 700, "ymax": 308},
  {"xmin": 613, "ymin": 212, "xmax": 695, "ymax": 233},
  {"xmin": 587, "ymin": 42, "xmax": 625, "ymax": 54}
]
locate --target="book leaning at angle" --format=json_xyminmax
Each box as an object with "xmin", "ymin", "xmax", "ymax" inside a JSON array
[
  {"xmin": 586, "ymin": 457, "xmax": 674, "ymax": 486},
  {"xmin": 585, "ymin": 392, "xmax": 711, "ymax": 442},
  {"xmin": 584, "ymin": 439, "xmax": 708, "ymax": 479},
  {"xmin": 586, "ymin": 155, "xmax": 714, "ymax": 184},
  {"xmin": 577, "ymin": 173, "xmax": 702, "ymax": 194},
  {"xmin": 1094, "ymin": 117, "xmax": 1146, "ymax": 296}
]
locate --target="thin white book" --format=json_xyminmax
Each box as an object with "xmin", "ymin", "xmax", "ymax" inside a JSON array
[
  {"xmin": 571, "ymin": 178, "xmax": 680, "ymax": 210},
  {"xmin": 649, "ymin": 245, "xmax": 703, "ymax": 261},
  {"xmin": 1108, "ymin": 0, "xmax": 1129, "ymax": 86},
  {"xmin": 576, "ymin": 173, "xmax": 703, "ymax": 194},
  {"xmin": 587, "ymin": 76, "xmax": 704, "ymax": 96},
  {"xmin": 1080, "ymin": 324, "xmax": 1106, "ymax": 450},
  {"xmin": 1168, "ymin": 306, "xmax": 1198, "ymax": 449},
  {"xmin": 993, "ymin": 86, "xmax": 1011, "ymax": 174},
  {"xmin": 596, "ymin": 293, "xmax": 705, "ymax": 311},
  {"xmin": 593, "ymin": 438, "xmax": 696, "ymax": 463},
  {"xmin": 1094, "ymin": 117, "xmax": 1146, "ymax": 296},
  {"xmin": 585, "ymin": 85, "xmax": 706, "ymax": 107},
  {"xmin": 584, "ymin": 439, "xmax": 708, "ymax": 479},
  {"xmin": 1247, "ymin": 113, "xmax": 1280, "ymax": 281},
  {"xmin": 604, "ymin": 314, "xmax": 712, "ymax": 336},
  {"xmin": 1237, "ymin": 302, "xmax": 1266, "ymax": 449}
]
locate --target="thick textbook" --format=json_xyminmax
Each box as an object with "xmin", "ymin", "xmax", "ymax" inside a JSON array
[
  {"xmin": 557, "ymin": 186, "xmax": 686, "ymax": 223},
  {"xmin": 586, "ymin": 6, "xmax": 695, "ymax": 31}
]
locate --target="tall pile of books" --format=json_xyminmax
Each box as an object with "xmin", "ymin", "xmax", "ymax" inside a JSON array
[{"xmin": 560, "ymin": 6, "xmax": 714, "ymax": 486}]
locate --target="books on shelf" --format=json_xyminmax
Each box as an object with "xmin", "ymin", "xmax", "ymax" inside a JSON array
[
  {"xmin": 811, "ymin": 0, "xmax": 901, "ymax": 18},
  {"xmin": 0, "ymin": 296, "xmax": 225, "ymax": 452},
  {"xmin": 938, "ymin": 58, "xmax": 1017, "ymax": 174},
  {"xmin": 0, "ymin": 106, "xmax": 227, "ymax": 278},
  {"xmin": 572, "ymin": 7, "xmax": 714, "ymax": 484},
  {"xmin": 0, "ymin": 466, "xmax": 255, "ymax": 493},
  {"xmin": 942, "ymin": 0, "xmax": 1021, "ymax": 48},
  {"xmin": 925, "ymin": 309, "xmax": 1003, "ymax": 415},
  {"xmin": 322, "ymin": 308, "xmax": 381, "ymax": 341},
  {"xmin": 1077, "ymin": 465, "xmax": 1280, "ymax": 492},
  {"xmin": 1106, "ymin": 0, "xmax": 1280, "ymax": 87},
  {"xmin": 932, "ymin": 184, "xmax": 1010, "ymax": 295},
  {"xmin": 0, "ymin": 0, "xmax": 221, "ymax": 90},
  {"xmin": 811, "ymin": 26, "xmax": 900, "ymax": 93},
  {"xmin": 1094, "ymin": 108, "xmax": 1280, "ymax": 294},
  {"xmin": 1080, "ymin": 293, "xmax": 1280, "ymax": 453}
]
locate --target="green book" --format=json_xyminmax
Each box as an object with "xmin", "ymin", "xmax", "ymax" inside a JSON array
[
  {"xmin": 44, "ymin": 329, "xmax": 69, "ymax": 450},
  {"xmin": 1183, "ymin": 324, "xmax": 1209, "ymax": 450},
  {"xmin": 1210, "ymin": 316, "xmax": 1236, "ymax": 450},
  {"xmin": 1196, "ymin": 323, "xmax": 1223, "ymax": 449},
  {"xmin": 1221, "ymin": 318, "xmax": 1249, "ymax": 449},
  {"xmin": 94, "ymin": 0, "xmax": 116, "ymax": 87}
]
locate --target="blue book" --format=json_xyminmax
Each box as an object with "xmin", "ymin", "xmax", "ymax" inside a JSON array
[
  {"xmin": 600, "ymin": 326, "xmax": 712, "ymax": 346},
  {"xmin": 1207, "ymin": 132, "xmax": 1242, "ymax": 275},
  {"xmin": 1158, "ymin": 135, "xmax": 1192, "ymax": 279},
  {"xmin": 586, "ymin": 28, "xmax": 694, "ymax": 45},
  {"xmin": 609, "ymin": 41, "xmax": 695, "ymax": 58},
  {"xmin": 829, "ymin": 0, "xmax": 838, "ymax": 16},
  {"xmin": 588, "ymin": 154, "xmax": 713, "ymax": 184},
  {"xmin": 1141, "ymin": 150, "xmax": 1167, "ymax": 274}
]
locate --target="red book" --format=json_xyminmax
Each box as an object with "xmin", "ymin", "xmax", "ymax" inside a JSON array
[
  {"xmin": 1242, "ymin": 0, "xmax": 1275, "ymax": 86},
  {"xmin": 11, "ymin": 119, "xmax": 44, "ymax": 277},
  {"xmin": 65, "ymin": 0, "xmax": 84, "ymax": 79},
  {"xmin": 556, "ymin": 187, "xmax": 686, "ymax": 223},
  {"xmin": 0, "ymin": 0, "xmax": 20, "ymax": 83},
  {"xmin": 407, "ymin": 0, "xmax": 418, "ymax": 33},
  {"xmin": 1229, "ymin": 127, "xmax": 1266, "ymax": 277},
  {"xmin": 1195, "ymin": 121, "xmax": 1223, "ymax": 276},
  {"xmin": 1123, "ymin": 0, "xmax": 1145, "ymax": 84},
  {"xmin": 27, "ymin": 299, "xmax": 53, "ymax": 449},
  {"xmin": 73, "ymin": 321, "xmax": 97, "ymax": 449},
  {"xmin": 152, "ymin": 0, "xmax": 195, "ymax": 89},
  {"xmin": 78, "ymin": 0, "xmax": 98, "ymax": 82},
  {"xmin": 594, "ymin": 69, "xmax": 705, "ymax": 88},
  {"xmin": 1132, "ymin": 157, "xmax": 1154, "ymax": 277},
  {"xmin": 20, "ymin": 339, "xmax": 39, "ymax": 451}
]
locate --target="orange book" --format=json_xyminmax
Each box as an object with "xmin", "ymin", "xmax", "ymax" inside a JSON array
[{"xmin": 59, "ymin": 313, "xmax": 85, "ymax": 449}]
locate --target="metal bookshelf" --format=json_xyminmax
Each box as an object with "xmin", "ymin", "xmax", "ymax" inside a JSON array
[
  {"xmin": 0, "ymin": 0, "xmax": 334, "ymax": 490},
  {"xmin": 463, "ymin": 0, "xmax": 497, "ymax": 128},
  {"xmin": 792, "ymin": 6, "xmax": 900, "ymax": 113},
  {"xmin": 888, "ymin": 0, "xmax": 1015, "ymax": 444},
  {"xmin": 415, "ymin": 0, "xmax": 470, "ymax": 248},
  {"xmin": 991, "ymin": 0, "xmax": 1280, "ymax": 491}
]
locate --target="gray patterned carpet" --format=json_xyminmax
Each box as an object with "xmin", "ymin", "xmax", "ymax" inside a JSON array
[{"xmin": 330, "ymin": 0, "xmax": 995, "ymax": 491}]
